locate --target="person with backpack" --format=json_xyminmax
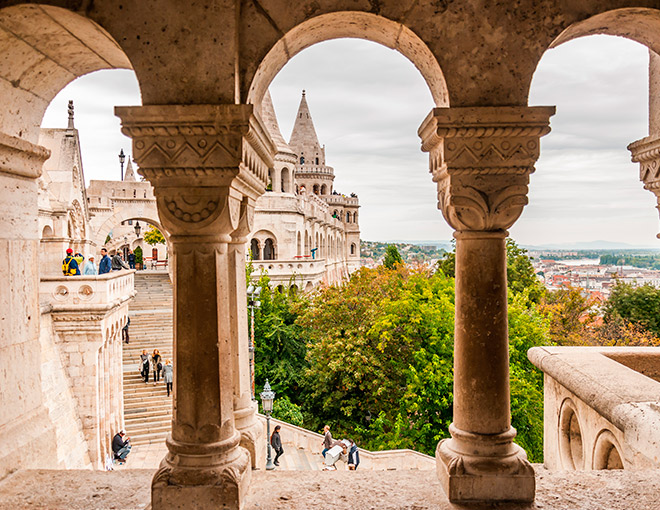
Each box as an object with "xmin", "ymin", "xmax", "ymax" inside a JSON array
[
  {"xmin": 139, "ymin": 350, "xmax": 151, "ymax": 383},
  {"xmin": 163, "ymin": 359, "xmax": 173, "ymax": 396},
  {"xmin": 152, "ymin": 349, "xmax": 162, "ymax": 385},
  {"xmin": 62, "ymin": 248, "xmax": 80, "ymax": 276}
]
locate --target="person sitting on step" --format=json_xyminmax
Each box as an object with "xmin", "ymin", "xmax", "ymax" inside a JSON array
[{"xmin": 112, "ymin": 430, "xmax": 131, "ymax": 464}]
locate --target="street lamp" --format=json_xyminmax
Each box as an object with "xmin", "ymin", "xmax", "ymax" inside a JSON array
[
  {"xmin": 260, "ymin": 380, "xmax": 276, "ymax": 471},
  {"xmin": 119, "ymin": 149, "xmax": 126, "ymax": 181},
  {"xmin": 247, "ymin": 284, "xmax": 262, "ymax": 400},
  {"xmin": 134, "ymin": 221, "xmax": 141, "ymax": 237}
]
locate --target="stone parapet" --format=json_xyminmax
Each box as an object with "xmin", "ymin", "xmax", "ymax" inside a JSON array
[
  {"xmin": 528, "ymin": 346, "xmax": 660, "ymax": 471},
  {"xmin": 40, "ymin": 270, "xmax": 136, "ymax": 310}
]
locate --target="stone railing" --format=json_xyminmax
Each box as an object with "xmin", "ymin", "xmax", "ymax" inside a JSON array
[
  {"xmin": 259, "ymin": 415, "xmax": 435, "ymax": 471},
  {"xmin": 252, "ymin": 259, "xmax": 325, "ymax": 283},
  {"xmin": 528, "ymin": 346, "xmax": 660, "ymax": 471},
  {"xmin": 324, "ymin": 194, "xmax": 359, "ymax": 206},
  {"xmin": 40, "ymin": 269, "xmax": 136, "ymax": 310},
  {"xmin": 297, "ymin": 164, "xmax": 334, "ymax": 175}
]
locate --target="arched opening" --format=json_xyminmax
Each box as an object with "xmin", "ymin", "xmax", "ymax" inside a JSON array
[
  {"xmin": 593, "ymin": 430, "xmax": 624, "ymax": 470},
  {"xmin": 263, "ymin": 238, "xmax": 276, "ymax": 260},
  {"xmin": 41, "ymin": 225, "xmax": 54, "ymax": 238},
  {"xmin": 296, "ymin": 232, "xmax": 302, "ymax": 256},
  {"xmin": 346, "ymin": 212, "xmax": 350, "ymax": 223},
  {"xmin": 350, "ymin": 243, "xmax": 356, "ymax": 256},
  {"xmin": 282, "ymin": 167, "xmax": 290, "ymax": 193},
  {"xmin": 320, "ymin": 184, "xmax": 327, "ymax": 195},
  {"xmin": 313, "ymin": 184, "xmax": 320, "ymax": 195},
  {"xmin": 251, "ymin": 238, "xmax": 261, "ymax": 260},
  {"xmin": 559, "ymin": 399, "xmax": 584, "ymax": 470}
]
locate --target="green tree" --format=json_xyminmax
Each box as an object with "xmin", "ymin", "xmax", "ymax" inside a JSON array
[
  {"xmin": 134, "ymin": 245, "xmax": 143, "ymax": 267},
  {"xmin": 604, "ymin": 282, "xmax": 660, "ymax": 336},
  {"xmin": 271, "ymin": 395, "xmax": 304, "ymax": 427},
  {"xmin": 506, "ymin": 239, "xmax": 545, "ymax": 303},
  {"xmin": 383, "ymin": 244, "xmax": 403, "ymax": 269},
  {"xmin": 143, "ymin": 225, "xmax": 165, "ymax": 246}
]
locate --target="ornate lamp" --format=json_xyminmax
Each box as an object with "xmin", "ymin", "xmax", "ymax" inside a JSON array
[
  {"xmin": 260, "ymin": 380, "xmax": 276, "ymax": 470},
  {"xmin": 119, "ymin": 149, "xmax": 126, "ymax": 181},
  {"xmin": 134, "ymin": 221, "xmax": 141, "ymax": 237}
]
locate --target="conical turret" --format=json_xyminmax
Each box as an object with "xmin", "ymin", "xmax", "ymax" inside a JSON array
[
  {"xmin": 289, "ymin": 90, "xmax": 325, "ymax": 166},
  {"xmin": 261, "ymin": 91, "xmax": 295, "ymax": 156},
  {"xmin": 124, "ymin": 158, "xmax": 137, "ymax": 182}
]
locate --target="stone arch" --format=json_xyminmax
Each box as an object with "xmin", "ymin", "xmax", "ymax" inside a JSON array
[
  {"xmin": 281, "ymin": 167, "xmax": 291, "ymax": 193},
  {"xmin": 263, "ymin": 238, "xmax": 276, "ymax": 260},
  {"xmin": 313, "ymin": 184, "xmax": 320, "ymax": 195},
  {"xmin": 296, "ymin": 232, "xmax": 301, "ymax": 257},
  {"xmin": 0, "ymin": 4, "xmax": 138, "ymax": 143},
  {"xmin": 250, "ymin": 238, "xmax": 261, "ymax": 260},
  {"xmin": 320, "ymin": 184, "xmax": 327, "ymax": 195},
  {"xmin": 92, "ymin": 202, "xmax": 163, "ymax": 248},
  {"xmin": 592, "ymin": 429, "xmax": 624, "ymax": 470},
  {"xmin": 247, "ymin": 11, "xmax": 448, "ymax": 108},
  {"xmin": 530, "ymin": 8, "xmax": 660, "ymax": 101},
  {"xmin": 41, "ymin": 225, "xmax": 54, "ymax": 238},
  {"xmin": 558, "ymin": 398, "xmax": 584, "ymax": 471},
  {"xmin": 350, "ymin": 243, "xmax": 356, "ymax": 256}
]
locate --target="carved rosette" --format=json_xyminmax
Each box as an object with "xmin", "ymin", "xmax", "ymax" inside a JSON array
[
  {"xmin": 419, "ymin": 106, "xmax": 555, "ymax": 231},
  {"xmin": 628, "ymin": 135, "xmax": 660, "ymax": 237},
  {"xmin": 115, "ymin": 104, "xmax": 276, "ymax": 237}
]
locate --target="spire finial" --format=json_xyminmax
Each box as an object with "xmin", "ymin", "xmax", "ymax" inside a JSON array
[
  {"xmin": 302, "ymin": 89, "xmax": 306, "ymax": 97},
  {"xmin": 67, "ymin": 100, "xmax": 74, "ymax": 129}
]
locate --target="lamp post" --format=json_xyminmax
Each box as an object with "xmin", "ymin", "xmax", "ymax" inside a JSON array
[
  {"xmin": 260, "ymin": 380, "xmax": 276, "ymax": 471},
  {"xmin": 119, "ymin": 149, "xmax": 126, "ymax": 181},
  {"xmin": 246, "ymin": 284, "xmax": 262, "ymax": 400},
  {"xmin": 134, "ymin": 221, "xmax": 141, "ymax": 237}
]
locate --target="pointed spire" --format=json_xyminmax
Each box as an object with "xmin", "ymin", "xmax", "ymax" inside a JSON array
[
  {"xmin": 289, "ymin": 90, "xmax": 324, "ymax": 166},
  {"xmin": 124, "ymin": 157, "xmax": 137, "ymax": 182},
  {"xmin": 261, "ymin": 91, "xmax": 294, "ymax": 155},
  {"xmin": 67, "ymin": 100, "xmax": 75, "ymax": 129}
]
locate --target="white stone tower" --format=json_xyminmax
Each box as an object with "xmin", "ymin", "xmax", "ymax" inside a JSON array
[{"xmin": 289, "ymin": 90, "xmax": 335, "ymax": 196}]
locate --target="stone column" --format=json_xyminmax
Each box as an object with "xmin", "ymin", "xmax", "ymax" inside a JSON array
[
  {"xmin": 418, "ymin": 106, "xmax": 554, "ymax": 503},
  {"xmin": 116, "ymin": 105, "xmax": 274, "ymax": 509},
  {"xmin": 270, "ymin": 166, "xmax": 281, "ymax": 193},
  {"xmin": 229, "ymin": 197, "xmax": 265, "ymax": 469}
]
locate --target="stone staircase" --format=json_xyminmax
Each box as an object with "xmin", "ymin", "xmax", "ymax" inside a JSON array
[{"xmin": 122, "ymin": 272, "xmax": 173, "ymax": 446}]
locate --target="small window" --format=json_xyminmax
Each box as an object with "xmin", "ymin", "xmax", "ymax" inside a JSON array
[
  {"xmin": 300, "ymin": 156, "xmax": 305, "ymax": 164},
  {"xmin": 315, "ymin": 157, "xmax": 319, "ymax": 165},
  {"xmin": 346, "ymin": 212, "xmax": 350, "ymax": 222},
  {"xmin": 133, "ymin": 189, "xmax": 136, "ymax": 197}
]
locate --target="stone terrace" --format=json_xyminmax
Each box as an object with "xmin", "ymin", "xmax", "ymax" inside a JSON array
[{"xmin": 1, "ymin": 468, "xmax": 660, "ymax": 510}]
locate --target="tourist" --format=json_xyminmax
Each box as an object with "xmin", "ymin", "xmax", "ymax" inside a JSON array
[
  {"xmin": 322, "ymin": 425, "xmax": 334, "ymax": 458},
  {"xmin": 111, "ymin": 430, "xmax": 131, "ymax": 464},
  {"xmin": 122, "ymin": 317, "xmax": 130, "ymax": 344},
  {"xmin": 62, "ymin": 248, "xmax": 80, "ymax": 276},
  {"xmin": 152, "ymin": 349, "xmax": 162, "ymax": 385},
  {"xmin": 139, "ymin": 350, "xmax": 150, "ymax": 383},
  {"xmin": 83, "ymin": 255, "xmax": 97, "ymax": 275},
  {"xmin": 347, "ymin": 439, "xmax": 360, "ymax": 470},
  {"xmin": 98, "ymin": 248, "xmax": 112, "ymax": 275},
  {"xmin": 128, "ymin": 249, "xmax": 136, "ymax": 269},
  {"xmin": 163, "ymin": 359, "xmax": 173, "ymax": 396},
  {"xmin": 111, "ymin": 251, "xmax": 129, "ymax": 271},
  {"xmin": 74, "ymin": 252, "xmax": 84, "ymax": 268},
  {"xmin": 271, "ymin": 425, "xmax": 284, "ymax": 466}
]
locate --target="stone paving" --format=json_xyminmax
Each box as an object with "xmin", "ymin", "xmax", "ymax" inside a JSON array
[{"xmin": 2, "ymin": 467, "xmax": 660, "ymax": 510}]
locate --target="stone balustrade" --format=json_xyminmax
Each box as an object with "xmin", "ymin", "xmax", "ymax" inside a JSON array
[
  {"xmin": 40, "ymin": 270, "xmax": 136, "ymax": 311},
  {"xmin": 324, "ymin": 194, "xmax": 359, "ymax": 206},
  {"xmin": 528, "ymin": 346, "xmax": 660, "ymax": 472},
  {"xmin": 261, "ymin": 415, "xmax": 435, "ymax": 471}
]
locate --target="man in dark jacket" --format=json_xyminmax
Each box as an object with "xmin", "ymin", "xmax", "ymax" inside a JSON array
[
  {"xmin": 111, "ymin": 251, "xmax": 129, "ymax": 271},
  {"xmin": 271, "ymin": 425, "xmax": 284, "ymax": 466},
  {"xmin": 112, "ymin": 430, "xmax": 131, "ymax": 463},
  {"xmin": 98, "ymin": 248, "xmax": 112, "ymax": 275},
  {"xmin": 128, "ymin": 249, "xmax": 136, "ymax": 269}
]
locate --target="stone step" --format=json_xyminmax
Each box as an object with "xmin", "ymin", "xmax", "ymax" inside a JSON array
[{"xmin": 128, "ymin": 431, "xmax": 169, "ymax": 445}]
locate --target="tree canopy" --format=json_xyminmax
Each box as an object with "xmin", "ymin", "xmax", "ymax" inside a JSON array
[
  {"xmin": 382, "ymin": 244, "xmax": 403, "ymax": 269},
  {"xmin": 143, "ymin": 225, "xmax": 165, "ymax": 246}
]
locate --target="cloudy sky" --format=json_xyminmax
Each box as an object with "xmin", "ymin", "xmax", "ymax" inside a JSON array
[{"xmin": 41, "ymin": 35, "xmax": 658, "ymax": 247}]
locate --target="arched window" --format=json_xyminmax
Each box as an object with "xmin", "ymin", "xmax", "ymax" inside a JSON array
[
  {"xmin": 263, "ymin": 238, "xmax": 276, "ymax": 260},
  {"xmin": 313, "ymin": 184, "xmax": 320, "ymax": 195},
  {"xmin": 320, "ymin": 184, "xmax": 327, "ymax": 195},
  {"xmin": 133, "ymin": 189, "xmax": 136, "ymax": 197},
  {"xmin": 353, "ymin": 212, "xmax": 357, "ymax": 222},
  {"xmin": 281, "ymin": 168, "xmax": 289, "ymax": 193},
  {"xmin": 42, "ymin": 225, "xmax": 54, "ymax": 238},
  {"xmin": 144, "ymin": 190, "xmax": 147, "ymax": 198},
  {"xmin": 304, "ymin": 232, "xmax": 310, "ymax": 254},
  {"xmin": 315, "ymin": 157, "xmax": 319, "ymax": 165},
  {"xmin": 295, "ymin": 184, "xmax": 299, "ymax": 195},
  {"xmin": 300, "ymin": 156, "xmax": 305, "ymax": 164},
  {"xmin": 250, "ymin": 239, "xmax": 261, "ymax": 260},
  {"xmin": 297, "ymin": 232, "xmax": 302, "ymax": 256},
  {"xmin": 351, "ymin": 243, "xmax": 356, "ymax": 255},
  {"xmin": 346, "ymin": 212, "xmax": 350, "ymax": 222},
  {"xmin": 332, "ymin": 210, "xmax": 338, "ymax": 219}
]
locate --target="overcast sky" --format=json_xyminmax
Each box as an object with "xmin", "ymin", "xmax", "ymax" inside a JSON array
[{"xmin": 41, "ymin": 35, "xmax": 658, "ymax": 247}]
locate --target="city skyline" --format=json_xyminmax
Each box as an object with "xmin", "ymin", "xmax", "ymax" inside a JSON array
[{"xmin": 40, "ymin": 35, "xmax": 658, "ymax": 247}]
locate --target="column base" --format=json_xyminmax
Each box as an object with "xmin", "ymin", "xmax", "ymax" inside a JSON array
[
  {"xmin": 234, "ymin": 401, "xmax": 265, "ymax": 469},
  {"xmin": 152, "ymin": 438, "xmax": 251, "ymax": 509},
  {"xmin": 436, "ymin": 437, "xmax": 535, "ymax": 503}
]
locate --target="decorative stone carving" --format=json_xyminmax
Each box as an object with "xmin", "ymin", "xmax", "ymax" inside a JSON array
[
  {"xmin": 418, "ymin": 106, "xmax": 555, "ymax": 232},
  {"xmin": 628, "ymin": 135, "xmax": 660, "ymax": 237},
  {"xmin": 0, "ymin": 131, "xmax": 50, "ymax": 179}
]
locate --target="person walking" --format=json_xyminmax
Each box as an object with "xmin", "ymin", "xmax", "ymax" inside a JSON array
[
  {"xmin": 98, "ymin": 248, "xmax": 112, "ymax": 275},
  {"xmin": 128, "ymin": 249, "xmax": 136, "ymax": 269},
  {"xmin": 322, "ymin": 425, "xmax": 334, "ymax": 458},
  {"xmin": 139, "ymin": 350, "xmax": 150, "ymax": 383},
  {"xmin": 152, "ymin": 349, "xmax": 162, "ymax": 385},
  {"xmin": 83, "ymin": 255, "xmax": 98, "ymax": 275},
  {"xmin": 163, "ymin": 359, "xmax": 173, "ymax": 396},
  {"xmin": 62, "ymin": 248, "xmax": 80, "ymax": 276},
  {"xmin": 112, "ymin": 251, "xmax": 129, "ymax": 271},
  {"xmin": 347, "ymin": 439, "xmax": 360, "ymax": 470},
  {"xmin": 271, "ymin": 425, "xmax": 284, "ymax": 466},
  {"xmin": 122, "ymin": 317, "xmax": 130, "ymax": 344}
]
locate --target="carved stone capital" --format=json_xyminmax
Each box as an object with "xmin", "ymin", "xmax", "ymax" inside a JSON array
[
  {"xmin": 419, "ymin": 106, "xmax": 555, "ymax": 231},
  {"xmin": 115, "ymin": 105, "xmax": 276, "ymax": 237},
  {"xmin": 628, "ymin": 135, "xmax": 660, "ymax": 236},
  {"xmin": 0, "ymin": 131, "xmax": 51, "ymax": 179}
]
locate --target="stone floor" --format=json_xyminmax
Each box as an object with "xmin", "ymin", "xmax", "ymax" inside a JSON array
[{"xmin": 2, "ymin": 467, "xmax": 660, "ymax": 509}]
